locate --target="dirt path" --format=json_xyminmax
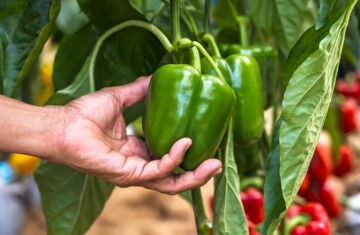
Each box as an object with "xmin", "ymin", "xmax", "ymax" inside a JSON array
[{"xmin": 22, "ymin": 180, "xmax": 214, "ymax": 235}]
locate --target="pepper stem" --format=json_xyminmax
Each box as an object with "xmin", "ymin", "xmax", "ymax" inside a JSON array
[
  {"xmin": 189, "ymin": 46, "xmax": 201, "ymax": 72},
  {"xmin": 283, "ymin": 215, "xmax": 310, "ymax": 235},
  {"xmin": 237, "ymin": 16, "xmax": 249, "ymax": 47},
  {"xmin": 171, "ymin": 0, "xmax": 181, "ymax": 42},
  {"xmin": 192, "ymin": 41, "xmax": 225, "ymax": 82},
  {"xmin": 204, "ymin": 0, "xmax": 212, "ymax": 34},
  {"xmin": 202, "ymin": 34, "xmax": 221, "ymax": 58},
  {"xmin": 191, "ymin": 187, "xmax": 212, "ymax": 235},
  {"xmin": 89, "ymin": 20, "xmax": 173, "ymax": 88}
]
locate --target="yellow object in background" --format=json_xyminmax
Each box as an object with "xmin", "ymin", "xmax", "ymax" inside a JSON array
[
  {"xmin": 9, "ymin": 153, "xmax": 40, "ymax": 175},
  {"xmin": 35, "ymin": 63, "xmax": 55, "ymax": 105},
  {"xmin": 39, "ymin": 63, "xmax": 54, "ymax": 87}
]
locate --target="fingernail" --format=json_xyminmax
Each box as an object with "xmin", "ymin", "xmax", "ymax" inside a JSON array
[
  {"xmin": 183, "ymin": 138, "xmax": 192, "ymax": 151},
  {"xmin": 212, "ymin": 167, "xmax": 222, "ymax": 176}
]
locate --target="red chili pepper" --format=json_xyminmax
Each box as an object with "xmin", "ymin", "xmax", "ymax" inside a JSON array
[
  {"xmin": 298, "ymin": 173, "xmax": 310, "ymax": 197},
  {"xmin": 336, "ymin": 79, "xmax": 360, "ymax": 98},
  {"xmin": 241, "ymin": 188, "xmax": 264, "ymax": 224},
  {"xmin": 334, "ymin": 145, "xmax": 353, "ymax": 177},
  {"xmin": 309, "ymin": 133, "xmax": 333, "ymax": 186},
  {"xmin": 340, "ymin": 98, "xmax": 358, "ymax": 134},
  {"xmin": 287, "ymin": 202, "xmax": 331, "ymax": 235},
  {"xmin": 318, "ymin": 180, "xmax": 341, "ymax": 218},
  {"xmin": 302, "ymin": 179, "xmax": 341, "ymax": 218}
]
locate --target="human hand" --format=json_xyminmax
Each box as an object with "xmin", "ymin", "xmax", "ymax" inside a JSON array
[{"xmin": 54, "ymin": 76, "xmax": 222, "ymax": 194}]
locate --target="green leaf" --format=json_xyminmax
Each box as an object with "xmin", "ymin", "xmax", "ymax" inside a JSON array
[
  {"xmin": 213, "ymin": 0, "xmax": 244, "ymax": 28},
  {"xmin": 129, "ymin": 0, "xmax": 204, "ymax": 39},
  {"xmin": 78, "ymin": 0, "xmax": 167, "ymax": 115},
  {"xmin": 280, "ymin": 0, "xmax": 357, "ymax": 214},
  {"xmin": 283, "ymin": 1, "xmax": 358, "ymax": 89},
  {"xmin": 34, "ymin": 160, "xmax": 114, "ymax": 235},
  {"xmin": 316, "ymin": 0, "xmax": 337, "ymax": 29},
  {"xmin": 261, "ymin": 118, "xmax": 286, "ymax": 235},
  {"xmin": 0, "ymin": 0, "xmax": 60, "ymax": 96},
  {"xmin": 53, "ymin": 24, "xmax": 96, "ymax": 91},
  {"xmin": 247, "ymin": 0, "xmax": 311, "ymax": 54},
  {"xmin": 343, "ymin": 10, "xmax": 360, "ymax": 66},
  {"xmin": 56, "ymin": 0, "xmax": 89, "ymax": 35},
  {"xmin": 213, "ymin": 119, "xmax": 248, "ymax": 235},
  {"xmin": 47, "ymin": 57, "xmax": 92, "ymax": 105},
  {"xmin": 260, "ymin": 2, "xmax": 358, "ymax": 234}
]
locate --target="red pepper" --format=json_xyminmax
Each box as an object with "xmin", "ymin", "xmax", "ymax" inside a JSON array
[
  {"xmin": 318, "ymin": 180, "xmax": 341, "ymax": 218},
  {"xmin": 336, "ymin": 79, "xmax": 360, "ymax": 98},
  {"xmin": 240, "ymin": 188, "xmax": 264, "ymax": 224},
  {"xmin": 334, "ymin": 145, "xmax": 353, "ymax": 177},
  {"xmin": 340, "ymin": 98, "xmax": 358, "ymax": 134},
  {"xmin": 298, "ymin": 173, "xmax": 310, "ymax": 197},
  {"xmin": 308, "ymin": 133, "xmax": 333, "ymax": 186},
  {"xmin": 302, "ymin": 179, "xmax": 341, "ymax": 218},
  {"xmin": 286, "ymin": 202, "xmax": 331, "ymax": 235}
]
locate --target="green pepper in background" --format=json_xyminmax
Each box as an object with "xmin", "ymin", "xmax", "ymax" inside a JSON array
[
  {"xmin": 201, "ymin": 54, "xmax": 264, "ymax": 146},
  {"xmin": 143, "ymin": 64, "xmax": 235, "ymax": 170},
  {"xmin": 222, "ymin": 44, "xmax": 278, "ymax": 109},
  {"xmin": 218, "ymin": 17, "xmax": 279, "ymax": 109},
  {"xmin": 234, "ymin": 144, "xmax": 260, "ymax": 174}
]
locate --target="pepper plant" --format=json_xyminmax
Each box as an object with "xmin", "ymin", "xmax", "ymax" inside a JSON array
[{"xmin": 0, "ymin": 0, "xmax": 359, "ymax": 234}]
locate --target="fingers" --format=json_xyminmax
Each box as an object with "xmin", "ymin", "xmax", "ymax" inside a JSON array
[
  {"xmin": 114, "ymin": 76, "xmax": 151, "ymax": 109},
  {"xmin": 141, "ymin": 159, "xmax": 222, "ymax": 195},
  {"xmin": 137, "ymin": 138, "xmax": 192, "ymax": 182}
]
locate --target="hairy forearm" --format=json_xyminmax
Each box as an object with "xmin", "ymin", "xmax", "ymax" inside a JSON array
[{"xmin": 0, "ymin": 95, "xmax": 67, "ymax": 159}]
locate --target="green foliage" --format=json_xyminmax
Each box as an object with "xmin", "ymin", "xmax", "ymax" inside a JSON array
[
  {"xmin": 324, "ymin": 104, "xmax": 343, "ymax": 164},
  {"xmin": 0, "ymin": 0, "xmax": 60, "ymax": 96},
  {"xmin": 281, "ymin": 0, "xmax": 356, "ymax": 211},
  {"xmin": 34, "ymin": 160, "xmax": 114, "ymax": 235},
  {"xmin": 261, "ymin": 118, "xmax": 285, "ymax": 235},
  {"xmin": 56, "ymin": 0, "xmax": 89, "ymax": 35},
  {"xmin": 261, "ymin": 1, "xmax": 357, "ymax": 234},
  {"xmin": 316, "ymin": 0, "xmax": 337, "ymax": 29},
  {"xmin": 213, "ymin": 120, "xmax": 248, "ymax": 235},
  {"xmin": 53, "ymin": 24, "xmax": 96, "ymax": 91}
]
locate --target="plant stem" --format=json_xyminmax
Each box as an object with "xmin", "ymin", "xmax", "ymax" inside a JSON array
[
  {"xmin": 282, "ymin": 215, "xmax": 310, "ymax": 235},
  {"xmin": 192, "ymin": 41, "xmax": 224, "ymax": 81},
  {"xmin": 202, "ymin": 34, "xmax": 221, "ymax": 57},
  {"xmin": 191, "ymin": 187, "xmax": 212, "ymax": 235},
  {"xmin": 89, "ymin": 20, "xmax": 173, "ymax": 88},
  {"xmin": 171, "ymin": 0, "xmax": 181, "ymax": 42},
  {"xmin": 226, "ymin": 0, "xmax": 239, "ymax": 22},
  {"xmin": 237, "ymin": 16, "xmax": 249, "ymax": 47},
  {"xmin": 180, "ymin": 0, "xmax": 199, "ymax": 37},
  {"xmin": 204, "ymin": 0, "xmax": 212, "ymax": 34}
]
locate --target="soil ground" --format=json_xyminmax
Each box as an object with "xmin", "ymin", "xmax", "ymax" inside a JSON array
[{"xmin": 21, "ymin": 180, "xmax": 215, "ymax": 235}]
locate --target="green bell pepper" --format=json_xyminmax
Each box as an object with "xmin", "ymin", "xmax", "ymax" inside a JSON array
[
  {"xmin": 235, "ymin": 144, "xmax": 260, "ymax": 174},
  {"xmin": 143, "ymin": 64, "xmax": 235, "ymax": 170},
  {"xmin": 201, "ymin": 55, "xmax": 264, "ymax": 146},
  {"xmin": 221, "ymin": 43, "xmax": 278, "ymax": 109}
]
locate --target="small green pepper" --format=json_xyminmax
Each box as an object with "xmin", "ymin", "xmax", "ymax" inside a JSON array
[
  {"xmin": 221, "ymin": 43, "xmax": 278, "ymax": 109},
  {"xmin": 201, "ymin": 54, "xmax": 264, "ymax": 146}
]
